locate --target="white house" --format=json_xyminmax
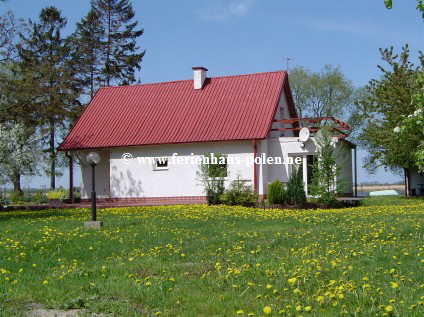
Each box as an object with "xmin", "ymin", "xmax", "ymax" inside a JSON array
[{"xmin": 59, "ymin": 67, "xmax": 356, "ymax": 204}]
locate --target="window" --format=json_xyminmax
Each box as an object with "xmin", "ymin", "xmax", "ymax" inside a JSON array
[{"xmin": 153, "ymin": 157, "xmax": 168, "ymax": 170}]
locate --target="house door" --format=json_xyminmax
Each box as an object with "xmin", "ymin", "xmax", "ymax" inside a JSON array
[{"xmin": 289, "ymin": 154, "xmax": 316, "ymax": 195}]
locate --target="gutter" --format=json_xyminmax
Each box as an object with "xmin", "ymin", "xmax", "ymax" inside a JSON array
[
  {"xmin": 65, "ymin": 151, "xmax": 74, "ymax": 204},
  {"xmin": 253, "ymin": 140, "xmax": 257, "ymax": 193}
]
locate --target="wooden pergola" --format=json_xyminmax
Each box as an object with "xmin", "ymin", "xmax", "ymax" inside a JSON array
[{"xmin": 272, "ymin": 116, "xmax": 351, "ymax": 138}]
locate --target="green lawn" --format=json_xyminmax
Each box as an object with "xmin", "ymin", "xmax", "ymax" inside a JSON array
[{"xmin": 0, "ymin": 197, "xmax": 423, "ymax": 316}]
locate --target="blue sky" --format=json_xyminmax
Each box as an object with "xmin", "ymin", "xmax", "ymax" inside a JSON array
[{"xmin": 2, "ymin": 0, "xmax": 423, "ymax": 188}]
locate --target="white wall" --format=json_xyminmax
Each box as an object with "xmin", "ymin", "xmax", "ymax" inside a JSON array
[
  {"xmin": 108, "ymin": 141, "xmax": 255, "ymax": 198},
  {"xmin": 78, "ymin": 137, "xmax": 354, "ymax": 199},
  {"xmin": 410, "ymin": 167, "xmax": 424, "ymax": 195},
  {"xmin": 262, "ymin": 136, "xmax": 353, "ymax": 196},
  {"xmin": 266, "ymin": 137, "xmax": 317, "ymax": 185},
  {"xmin": 80, "ymin": 150, "xmax": 110, "ymax": 199},
  {"xmin": 269, "ymin": 89, "xmax": 295, "ymax": 138}
]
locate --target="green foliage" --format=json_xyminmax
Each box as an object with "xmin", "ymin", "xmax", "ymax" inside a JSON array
[
  {"xmin": 0, "ymin": 197, "xmax": 10, "ymax": 205},
  {"xmin": 222, "ymin": 175, "xmax": 258, "ymax": 207},
  {"xmin": 72, "ymin": 9, "xmax": 105, "ymax": 99},
  {"xmin": 286, "ymin": 169, "xmax": 306, "ymax": 205},
  {"xmin": 32, "ymin": 192, "xmax": 49, "ymax": 204},
  {"xmin": 384, "ymin": 0, "xmax": 392, "ymax": 9},
  {"xmin": 9, "ymin": 191, "xmax": 23, "ymax": 203},
  {"xmin": 289, "ymin": 65, "xmax": 364, "ymax": 139},
  {"xmin": 196, "ymin": 151, "xmax": 228, "ymax": 205},
  {"xmin": 384, "ymin": 0, "xmax": 424, "ymax": 19},
  {"xmin": 47, "ymin": 189, "xmax": 66, "ymax": 200},
  {"xmin": 267, "ymin": 179, "xmax": 286, "ymax": 205},
  {"xmin": 0, "ymin": 122, "xmax": 42, "ymax": 193},
  {"xmin": 394, "ymin": 74, "xmax": 424, "ymax": 172},
  {"xmin": 17, "ymin": 6, "xmax": 82, "ymax": 189},
  {"xmin": 310, "ymin": 127, "xmax": 345, "ymax": 205},
  {"xmin": 90, "ymin": 0, "xmax": 145, "ymax": 86},
  {"xmin": 59, "ymin": 189, "xmax": 80, "ymax": 201},
  {"xmin": 358, "ymin": 45, "xmax": 424, "ymax": 173}
]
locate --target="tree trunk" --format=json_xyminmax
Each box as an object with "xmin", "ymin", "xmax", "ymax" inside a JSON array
[
  {"xmin": 49, "ymin": 121, "xmax": 56, "ymax": 190},
  {"xmin": 12, "ymin": 172, "xmax": 23, "ymax": 195},
  {"xmin": 106, "ymin": 1, "xmax": 111, "ymax": 86},
  {"xmin": 404, "ymin": 168, "xmax": 410, "ymax": 197}
]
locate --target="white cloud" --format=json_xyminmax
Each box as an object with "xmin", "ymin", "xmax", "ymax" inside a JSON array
[{"xmin": 198, "ymin": 0, "xmax": 255, "ymax": 22}]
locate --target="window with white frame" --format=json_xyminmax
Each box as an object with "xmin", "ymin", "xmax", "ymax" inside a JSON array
[{"xmin": 153, "ymin": 157, "xmax": 168, "ymax": 170}]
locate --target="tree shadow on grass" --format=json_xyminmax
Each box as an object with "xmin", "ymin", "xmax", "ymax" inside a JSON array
[{"xmin": 0, "ymin": 208, "xmax": 87, "ymax": 222}]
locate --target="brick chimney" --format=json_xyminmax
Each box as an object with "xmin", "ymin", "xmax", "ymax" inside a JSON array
[{"xmin": 192, "ymin": 67, "xmax": 208, "ymax": 90}]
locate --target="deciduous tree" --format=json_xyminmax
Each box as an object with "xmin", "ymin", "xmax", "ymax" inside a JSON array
[
  {"xmin": 0, "ymin": 122, "xmax": 42, "ymax": 194},
  {"xmin": 289, "ymin": 65, "xmax": 364, "ymax": 138},
  {"xmin": 357, "ymin": 45, "xmax": 424, "ymax": 174}
]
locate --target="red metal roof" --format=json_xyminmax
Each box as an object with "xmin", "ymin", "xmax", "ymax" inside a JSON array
[{"xmin": 59, "ymin": 70, "xmax": 297, "ymax": 150}]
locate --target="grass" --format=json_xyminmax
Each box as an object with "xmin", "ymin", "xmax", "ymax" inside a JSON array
[{"xmin": 0, "ymin": 196, "xmax": 423, "ymax": 316}]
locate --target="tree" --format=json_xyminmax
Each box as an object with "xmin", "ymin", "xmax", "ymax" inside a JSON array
[
  {"xmin": 72, "ymin": 9, "xmax": 106, "ymax": 99},
  {"xmin": 310, "ymin": 127, "xmax": 345, "ymax": 205},
  {"xmin": 394, "ymin": 74, "xmax": 424, "ymax": 172},
  {"xmin": 196, "ymin": 151, "xmax": 228, "ymax": 205},
  {"xmin": 0, "ymin": 122, "xmax": 42, "ymax": 194},
  {"xmin": 267, "ymin": 179, "xmax": 286, "ymax": 205},
  {"xmin": 286, "ymin": 169, "xmax": 306, "ymax": 205},
  {"xmin": 18, "ymin": 7, "xmax": 82, "ymax": 190},
  {"xmin": 357, "ymin": 45, "xmax": 424, "ymax": 174},
  {"xmin": 289, "ymin": 65, "xmax": 364, "ymax": 138},
  {"xmin": 91, "ymin": 0, "xmax": 145, "ymax": 86},
  {"xmin": 384, "ymin": 0, "xmax": 424, "ymax": 19},
  {"xmin": 0, "ymin": 11, "xmax": 27, "ymax": 62}
]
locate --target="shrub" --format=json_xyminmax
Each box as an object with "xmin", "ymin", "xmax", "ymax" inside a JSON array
[
  {"xmin": 197, "ymin": 151, "xmax": 228, "ymax": 205},
  {"xmin": 222, "ymin": 176, "xmax": 258, "ymax": 207},
  {"xmin": 47, "ymin": 189, "xmax": 66, "ymax": 200},
  {"xmin": 32, "ymin": 193, "xmax": 49, "ymax": 204},
  {"xmin": 9, "ymin": 191, "xmax": 23, "ymax": 204},
  {"xmin": 286, "ymin": 169, "xmax": 306, "ymax": 205},
  {"xmin": 0, "ymin": 197, "xmax": 10, "ymax": 205},
  {"xmin": 267, "ymin": 179, "xmax": 286, "ymax": 205}
]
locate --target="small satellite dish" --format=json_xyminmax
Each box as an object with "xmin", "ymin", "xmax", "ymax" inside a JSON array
[{"xmin": 299, "ymin": 127, "xmax": 310, "ymax": 142}]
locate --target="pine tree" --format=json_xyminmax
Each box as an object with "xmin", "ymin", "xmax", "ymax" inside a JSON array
[
  {"xmin": 18, "ymin": 6, "xmax": 81, "ymax": 190},
  {"xmin": 91, "ymin": 0, "xmax": 145, "ymax": 86},
  {"xmin": 72, "ymin": 9, "xmax": 105, "ymax": 99},
  {"xmin": 310, "ymin": 127, "xmax": 345, "ymax": 205}
]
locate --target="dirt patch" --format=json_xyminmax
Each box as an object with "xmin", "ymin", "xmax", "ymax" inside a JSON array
[{"xmin": 25, "ymin": 304, "xmax": 104, "ymax": 317}]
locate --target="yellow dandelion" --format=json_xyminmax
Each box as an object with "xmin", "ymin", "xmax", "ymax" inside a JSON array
[
  {"xmin": 288, "ymin": 277, "xmax": 297, "ymax": 284},
  {"xmin": 263, "ymin": 306, "xmax": 272, "ymax": 314}
]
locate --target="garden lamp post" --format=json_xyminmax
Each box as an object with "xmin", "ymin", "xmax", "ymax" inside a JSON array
[{"xmin": 85, "ymin": 152, "xmax": 102, "ymax": 228}]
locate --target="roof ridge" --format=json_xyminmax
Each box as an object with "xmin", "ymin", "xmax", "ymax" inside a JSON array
[{"xmin": 99, "ymin": 70, "xmax": 286, "ymax": 90}]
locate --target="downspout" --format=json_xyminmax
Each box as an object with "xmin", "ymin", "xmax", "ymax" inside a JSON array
[
  {"xmin": 253, "ymin": 140, "xmax": 257, "ymax": 193},
  {"xmin": 354, "ymin": 147, "xmax": 358, "ymax": 197},
  {"xmin": 65, "ymin": 151, "xmax": 74, "ymax": 204}
]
